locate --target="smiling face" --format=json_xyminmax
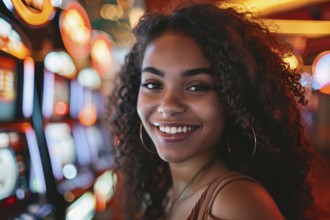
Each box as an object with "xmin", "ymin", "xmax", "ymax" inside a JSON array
[{"xmin": 137, "ymin": 32, "xmax": 225, "ymax": 164}]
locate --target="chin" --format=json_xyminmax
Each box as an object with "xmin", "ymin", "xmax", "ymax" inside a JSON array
[
  {"xmin": 157, "ymin": 150, "xmax": 189, "ymax": 164},
  {"xmin": 158, "ymin": 153, "xmax": 175, "ymax": 163}
]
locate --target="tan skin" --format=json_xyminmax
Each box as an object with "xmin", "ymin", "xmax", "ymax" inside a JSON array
[{"xmin": 137, "ymin": 32, "xmax": 284, "ymax": 220}]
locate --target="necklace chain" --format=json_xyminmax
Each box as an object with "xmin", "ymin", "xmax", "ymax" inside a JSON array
[{"xmin": 162, "ymin": 161, "xmax": 212, "ymax": 220}]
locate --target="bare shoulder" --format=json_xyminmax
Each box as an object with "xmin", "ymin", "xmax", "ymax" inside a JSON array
[{"xmin": 211, "ymin": 178, "xmax": 284, "ymax": 220}]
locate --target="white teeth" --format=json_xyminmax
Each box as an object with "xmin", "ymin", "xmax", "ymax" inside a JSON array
[
  {"xmin": 170, "ymin": 127, "xmax": 176, "ymax": 133},
  {"xmin": 158, "ymin": 126, "xmax": 195, "ymax": 134}
]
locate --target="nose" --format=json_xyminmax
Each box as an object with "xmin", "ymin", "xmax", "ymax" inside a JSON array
[{"xmin": 157, "ymin": 89, "xmax": 186, "ymax": 118}]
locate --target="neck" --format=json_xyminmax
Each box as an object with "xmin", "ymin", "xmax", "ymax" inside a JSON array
[
  {"xmin": 170, "ymin": 159, "xmax": 229, "ymax": 199},
  {"xmin": 162, "ymin": 160, "xmax": 212, "ymax": 220},
  {"xmin": 169, "ymin": 159, "xmax": 211, "ymax": 202}
]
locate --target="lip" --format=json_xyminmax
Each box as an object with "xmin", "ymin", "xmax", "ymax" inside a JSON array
[{"xmin": 152, "ymin": 122, "xmax": 201, "ymax": 143}]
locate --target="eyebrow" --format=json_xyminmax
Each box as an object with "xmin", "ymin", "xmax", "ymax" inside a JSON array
[{"xmin": 141, "ymin": 67, "xmax": 211, "ymax": 77}]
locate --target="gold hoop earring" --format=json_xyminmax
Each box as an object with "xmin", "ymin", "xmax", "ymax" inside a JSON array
[
  {"xmin": 139, "ymin": 123, "xmax": 157, "ymax": 154},
  {"xmin": 226, "ymin": 123, "xmax": 257, "ymax": 160}
]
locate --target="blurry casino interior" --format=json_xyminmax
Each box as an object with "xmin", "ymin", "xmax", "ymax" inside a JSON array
[{"xmin": 0, "ymin": 0, "xmax": 330, "ymax": 219}]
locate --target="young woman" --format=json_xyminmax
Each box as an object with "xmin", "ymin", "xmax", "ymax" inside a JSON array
[{"xmin": 107, "ymin": 2, "xmax": 314, "ymax": 220}]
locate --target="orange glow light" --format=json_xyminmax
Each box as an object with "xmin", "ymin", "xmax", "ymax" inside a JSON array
[
  {"xmin": 11, "ymin": 0, "xmax": 54, "ymax": 27},
  {"xmin": 54, "ymin": 101, "xmax": 69, "ymax": 116},
  {"xmin": 319, "ymin": 84, "xmax": 330, "ymax": 95},
  {"xmin": 60, "ymin": 2, "xmax": 92, "ymax": 59},
  {"xmin": 0, "ymin": 16, "xmax": 31, "ymax": 59},
  {"xmin": 91, "ymin": 33, "xmax": 113, "ymax": 76},
  {"xmin": 78, "ymin": 106, "xmax": 97, "ymax": 126}
]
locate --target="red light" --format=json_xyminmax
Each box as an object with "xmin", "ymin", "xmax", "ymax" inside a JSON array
[
  {"xmin": 5, "ymin": 196, "xmax": 16, "ymax": 205},
  {"xmin": 54, "ymin": 101, "xmax": 69, "ymax": 116}
]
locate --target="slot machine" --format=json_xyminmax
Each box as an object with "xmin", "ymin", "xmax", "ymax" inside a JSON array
[
  {"xmin": 0, "ymin": 14, "xmax": 53, "ymax": 219},
  {"xmin": 71, "ymin": 79, "xmax": 116, "ymax": 212},
  {"xmin": 0, "ymin": 124, "xmax": 52, "ymax": 220},
  {"xmin": 34, "ymin": 54, "xmax": 97, "ymax": 219},
  {"xmin": 71, "ymin": 82, "xmax": 113, "ymax": 174}
]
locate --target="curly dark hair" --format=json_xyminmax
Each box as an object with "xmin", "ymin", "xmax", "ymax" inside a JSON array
[{"xmin": 107, "ymin": 2, "xmax": 314, "ymax": 220}]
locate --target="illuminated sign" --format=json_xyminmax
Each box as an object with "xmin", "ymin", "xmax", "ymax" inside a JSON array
[
  {"xmin": 4, "ymin": 0, "xmax": 55, "ymax": 27},
  {"xmin": 0, "ymin": 15, "xmax": 31, "ymax": 59},
  {"xmin": 0, "ymin": 57, "xmax": 16, "ymax": 102},
  {"xmin": 60, "ymin": 2, "xmax": 92, "ymax": 59}
]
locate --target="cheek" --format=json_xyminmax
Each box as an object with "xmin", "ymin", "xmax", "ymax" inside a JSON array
[
  {"xmin": 194, "ymin": 100, "xmax": 225, "ymax": 131},
  {"xmin": 137, "ymin": 92, "xmax": 154, "ymax": 123},
  {"xmin": 137, "ymin": 93, "xmax": 144, "ymax": 121}
]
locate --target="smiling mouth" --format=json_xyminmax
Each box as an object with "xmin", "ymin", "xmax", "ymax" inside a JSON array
[{"xmin": 158, "ymin": 125, "xmax": 199, "ymax": 135}]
